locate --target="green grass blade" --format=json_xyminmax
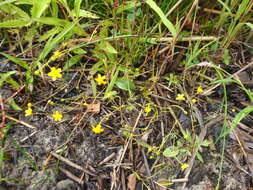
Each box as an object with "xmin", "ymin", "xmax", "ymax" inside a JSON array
[
  {"xmin": 145, "ymin": 0, "xmax": 177, "ymax": 37},
  {"xmin": 31, "ymin": 0, "xmax": 51, "ymax": 18},
  {"xmin": 38, "ymin": 22, "xmax": 76, "ymax": 62},
  {"xmin": 104, "ymin": 69, "xmax": 119, "ymax": 99},
  {"xmin": 0, "ymin": 53, "xmax": 30, "ymax": 70},
  {"xmin": 0, "ymin": 19, "xmax": 31, "ymax": 28},
  {"xmin": 33, "ymin": 17, "xmax": 69, "ymax": 26},
  {"xmin": 63, "ymin": 55, "xmax": 82, "ymax": 71},
  {"xmin": 0, "ymin": 0, "xmax": 17, "ymax": 6},
  {"xmin": 74, "ymin": 0, "xmax": 82, "ymax": 18},
  {"xmin": 246, "ymin": 22, "xmax": 253, "ymax": 30},
  {"xmin": 0, "ymin": 4, "xmax": 30, "ymax": 18},
  {"xmin": 221, "ymin": 106, "xmax": 253, "ymax": 137},
  {"xmin": 0, "ymin": 71, "xmax": 16, "ymax": 87}
]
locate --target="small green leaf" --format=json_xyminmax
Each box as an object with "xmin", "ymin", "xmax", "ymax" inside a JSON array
[
  {"xmin": 71, "ymin": 48, "xmax": 87, "ymax": 55},
  {"xmin": 115, "ymin": 78, "xmax": 135, "ymax": 91},
  {"xmin": 201, "ymin": 140, "xmax": 211, "ymax": 147},
  {"xmin": 63, "ymin": 55, "xmax": 82, "ymax": 71},
  {"xmin": 100, "ymin": 41, "xmax": 118, "ymax": 54},
  {"xmin": 116, "ymin": 1, "xmax": 141, "ymax": 14},
  {"xmin": 103, "ymin": 91, "xmax": 118, "ymax": 100},
  {"xmin": 38, "ymin": 27, "xmax": 61, "ymax": 42},
  {"xmin": 196, "ymin": 152, "xmax": 204, "ymax": 163},
  {"xmin": 6, "ymin": 77, "xmax": 20, "ymax": 89},
  {"xmin": 91, "ymin": 79, "xmax": 97, "ymax": 97},
  {"xmin": 8, "ymin": 98, "xmax": 22, "ymax": 111},
  {"xmin": 163, "ymin": 146, "xmax": 179, "ymax": 157},
  {"xmin": 26, "ymin": 70, "xmax": 34, "ymax": 92}
]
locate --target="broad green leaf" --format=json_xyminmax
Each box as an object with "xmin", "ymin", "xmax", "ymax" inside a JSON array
[
  {"xmin": 115, "ymin": 78, "xmax": 135, "ymax": 91},
  {"xmin": 31, "ymin": 0, "xmax": 51, "ymax": 18},
  {"xmin": 0, "ymin": 71, "xmax": 16, "ymax": 87},
  {"xmin": 163, "ymin": 146, "xmax": 179, "ymax": 157},
  {"xmin": 0, "ymin": 53, "xmax": 29, "ymax": 70},
  {"xmin": 145, "ymin": 0, "xmax": 177, "ymax": 38},
  {"xmin": 63, "ymin": 55, "xmax": 82, "ymax": 71},
  {"xmin": 0, "ymin": 19, "xmax": 31, "ymax": 28}
]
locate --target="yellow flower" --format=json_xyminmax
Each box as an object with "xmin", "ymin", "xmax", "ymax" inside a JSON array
[
  {"xmin": 144, "ymin": 104, "xmax": 152, "ymax": 114},
  {"xmin": 232, "ymin": 108, "xmax": 236, "ymax": 112},
  {"xmin": 52, "ymin": 111, "xmax": 63, "ymax": 121},
  {"xmin": 47, "ymin": 100, "xmax": 54, "ymax": 105},
  {"xmin": 192, "ymin": 98, "xmax": 197, "ymax": 103},
  {"xmin": 183, "ymin": 134, "xmax": 189, "ymax": 140},
  {"xmin": 196, "ymin": 86, "xmax": 203, "ymax": 94},
  {"xmin": 25, "ymin": 103, "xmax": 33, "ymax": 116},
  {"xmin": 95, "ymin": 74, "xmax": 107, "ymax": 85},
  {"xmin": 181, "ymin": 163, "xmax": 189, "ymax": 171},
  {"xmin": 92, "ymin": 124, "xmax": 104, "ymax": 134},
  {"xmin": 25, "ymin": 107, "xmax": 32, "ymax": 116},
  {"xmin": 51, "ymin": 50, "xmax": 62, "ymax": 61},
  {"xmin": 34, "ymin": 70, "xmax": 40, "ymax": 75},
  {"xmin": 176, "ymin": 94, "xmax": 185, "ymax": 101},
  {"xmin": 47, "ymin": 67, "xmax": 62, "ymax": 81}
]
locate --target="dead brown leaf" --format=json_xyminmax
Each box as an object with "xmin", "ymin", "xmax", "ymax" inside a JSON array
[
  {"xmin": 86, "ymin": 102, "xmax": 101, "ymax": 114},
  {"xmin": 127, "ymin": 173, "xmax": 136, "ymax": 190}
]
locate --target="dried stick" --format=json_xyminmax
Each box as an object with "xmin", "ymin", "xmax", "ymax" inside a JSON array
[
  {"xmin": 0, "ymin": 93, "xmax": 5, "ymax": 132},
  {"xmin": 51, "ymin": 152, "xmax": 96, "ymax": 176},
  {"xmin": 58, "ymin": 166, "xmax": 84, "ymax": 185},
  {"xmin": 3, "ymin": 114, "xmax": 36, "ymax": 129}
]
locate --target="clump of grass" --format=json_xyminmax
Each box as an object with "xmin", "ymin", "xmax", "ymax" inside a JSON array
[{"xmin": 0, "ymin": 0, "xmax": 252, "ymax": 189}]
